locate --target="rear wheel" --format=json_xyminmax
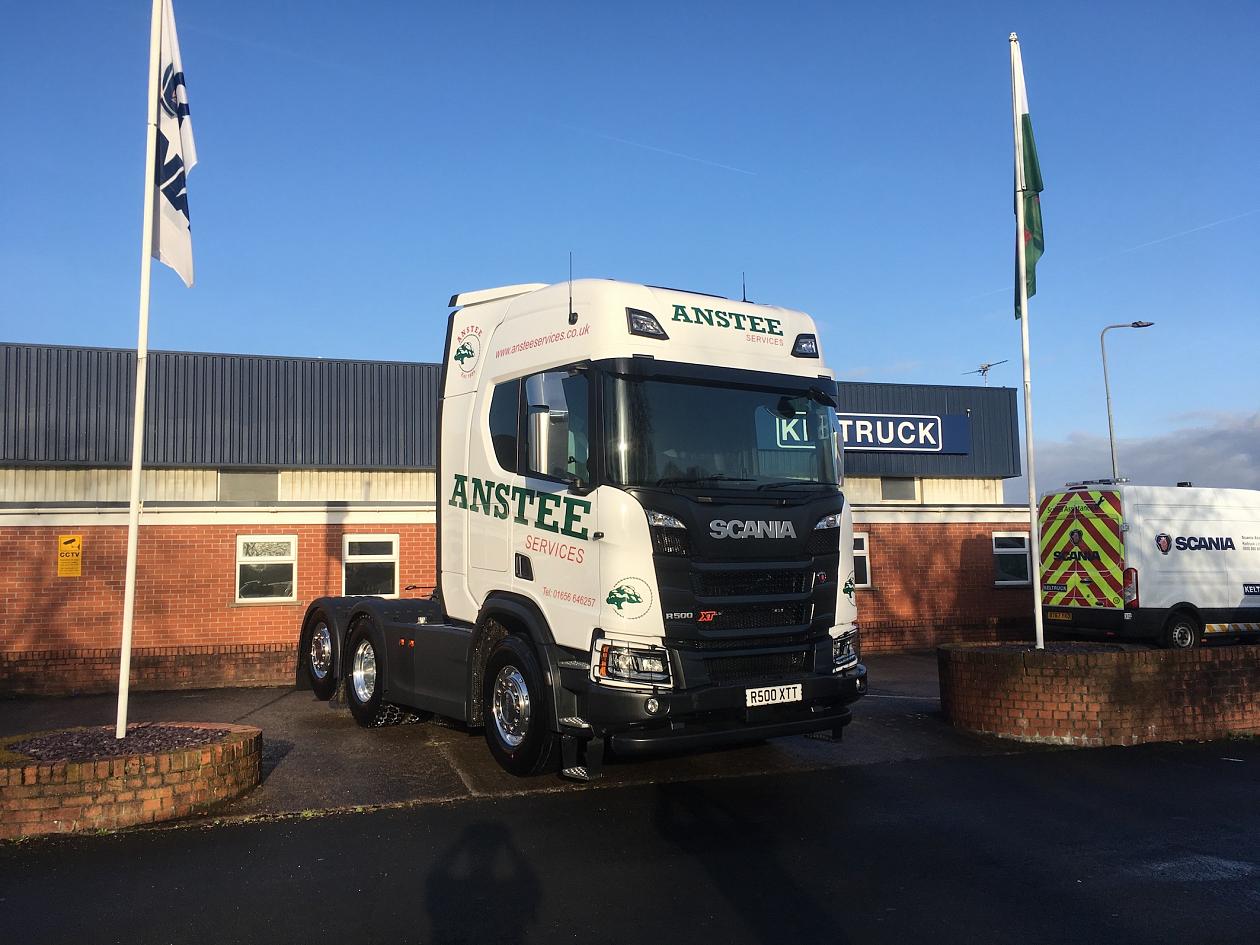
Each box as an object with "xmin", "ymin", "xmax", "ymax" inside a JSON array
[
  {"xmin": 1162, "ymin": 611, "xmax": 1201, "ymax": 650},
  {"xmin": 483, "ymin": 635, "xmax": 558, "ymax": 776},
  {"xmin": 303, "ymin": 610, "xmax": 338, "ymax": 701},
  {"xmin": 345, "ymin": 620, "xmax": 412, "ymax": 727}
]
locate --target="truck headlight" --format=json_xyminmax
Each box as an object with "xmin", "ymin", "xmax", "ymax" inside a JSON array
[
  {"xmin": 832, "ymin": 627, "xmax": 860, "ymax": 671},
  {"xmin": 645, "ymin": 508, "xmax": 690, "ymax": 556},
  {"xmin": 591, "ymin": 638, "xmax": 672, "ymax": 687},
  {"xmin": 627, "ymin": 308, "xmax": 669, "ymax": 340},
  {"xmin": 645, "ymin": 510, "xmax": 685, "ymax": 529},
  {"xmin": 807, "ymin": 512, "xmax": 843, "ymax": 555}
]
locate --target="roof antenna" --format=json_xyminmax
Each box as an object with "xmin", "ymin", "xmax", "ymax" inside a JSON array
[
  {"xmin": 742, "ymin": 271, "xmax": 747, "ymax": 303},
  {"xmin": 962, "ymin": 359, "xmax": 1009, "ymax": 386},
  {"xmin": 567, "ymin": 252, "xmax": 577, "ymax": 325}
]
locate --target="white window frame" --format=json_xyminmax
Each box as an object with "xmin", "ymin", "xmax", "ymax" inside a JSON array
[
  {"xmin": 235, "ymin": 534, "xmax": 298, "ymax": 603},
  {"xmin": 343, "ymin": 534, "xmax": 400, "ymax": 599},
  {"xmin": 992, "ymin": 531, "xmax": 1032, "ymax": 586},
  {"xmin": 852, "ymin": 532, "xmax": 872, "ymax": 588}
]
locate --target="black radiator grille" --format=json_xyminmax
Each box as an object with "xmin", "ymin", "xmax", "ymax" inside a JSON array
[
  {"xmin": 692, "ymin": 568, "xmax": 811, "ymax": 598},
  {"xmin": 702, "ymin": 602, "xmax": 809, "ymax": 631},
  {"xmin": 805, "ymin": 528, "xmax": 840, "ymax": 556},
  {"xmin": 705, "ymin": 650, "xmax": 811, "ymax": 685}
]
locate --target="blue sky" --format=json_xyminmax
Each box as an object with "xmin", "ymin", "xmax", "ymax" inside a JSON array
[{"xmin": 1, "ymin": 1, "xmax": 1257, "ymax": 486}]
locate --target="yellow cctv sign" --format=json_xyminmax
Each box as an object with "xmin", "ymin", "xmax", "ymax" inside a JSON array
[{"xmin": 58, "ymin": 535, "xmax": 83, "ymax": 577}]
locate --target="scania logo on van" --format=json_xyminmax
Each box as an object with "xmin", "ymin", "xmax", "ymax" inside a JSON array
[
  {"xmin": 1174, "ymin": 536, "xmax": 1236, "ymax": 552},
  {"xmin": 1069, "ymin": 529, "xmax": 1082, "ymax": 546},
  {"xmin": 709, "ymin": 520, "xmax": 797, "ymax": 540},
  {"xmin": 1155, "ymin": 532, "xmax": 1237, "ymax": 553}
]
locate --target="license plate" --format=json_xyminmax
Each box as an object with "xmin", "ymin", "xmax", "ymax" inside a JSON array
[
  {"xmin": 745, "ymin": 683, "xmax": 803, "ymax": 707},
  {"xmin": 1047, "ymin": 611, "xmax": 1072, "ymax": 622}
]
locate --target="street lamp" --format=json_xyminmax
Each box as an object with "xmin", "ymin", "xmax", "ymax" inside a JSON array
[{"xmin": 1100, "ymin": 320, "xmax": 1155, "ymax": 479}]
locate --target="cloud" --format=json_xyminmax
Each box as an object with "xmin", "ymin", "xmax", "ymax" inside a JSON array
[{"xmin": 1004, "ymin": 412, "xmax": 1260, "ymax": 502}]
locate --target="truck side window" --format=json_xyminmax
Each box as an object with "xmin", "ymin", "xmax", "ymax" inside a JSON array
[
  {"xmin": 524, "ymin": 369, "xmax": 589, "ymax": 484},
  {"xmin": 488, "ymin": 380, "xmax": 520, "ymax": 473}
]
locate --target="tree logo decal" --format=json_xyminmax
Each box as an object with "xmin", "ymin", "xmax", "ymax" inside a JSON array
[
  {"xmin": 605, "ymin": 577, "xmax": 653, "ymax": 620},
  {"xmin": 843, "ymin": 572, "xmax": 856, "ymax": 604},
  {"xmin": 452, "ymin": 326, "xmax": 481, "ymax": 375}
]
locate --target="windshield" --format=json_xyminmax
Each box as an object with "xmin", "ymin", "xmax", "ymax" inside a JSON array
[{"xmin": 602, "ymin": 374, "xmax": 842, "ymax": 490}]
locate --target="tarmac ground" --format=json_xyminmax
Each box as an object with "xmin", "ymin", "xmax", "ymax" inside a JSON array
[
  {"xmin": 3, "ymin": 651, "xmax": 1259, "ymax": 944},
  {"xmin": 0, "ymin": 651, "xmax": 1038, "ymax": 817}
]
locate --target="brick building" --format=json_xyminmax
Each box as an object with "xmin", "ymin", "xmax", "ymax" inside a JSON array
[{"xmin": 0, "ymin": 343, "xmax": 1032, "ymax": 694}]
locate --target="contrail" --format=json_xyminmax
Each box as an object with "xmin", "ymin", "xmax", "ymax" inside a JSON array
[
  {"xmin": 960, "ymin": 207, "xmax": 1260, "ymax": 303},
  {"xmin": 563, "ymin": 125, "xmax": 757, "ymax": 176},
  {"xmin": 1106, "ymin": 207, "xmax": 1260, "ymax": 257}
]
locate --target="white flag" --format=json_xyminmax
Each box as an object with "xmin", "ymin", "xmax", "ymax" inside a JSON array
[{"xmin": 152, "ymin": 0, "xmax": 197, "ymax": 287}]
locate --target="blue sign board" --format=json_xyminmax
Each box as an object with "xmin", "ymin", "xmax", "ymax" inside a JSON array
[{"xmin": 836, "ymin": 413, "xmax": 970, "ymax": 454}]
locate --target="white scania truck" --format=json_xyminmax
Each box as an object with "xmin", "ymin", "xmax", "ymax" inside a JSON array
[
  {"xmin": 1040, "ymin": 482, "xmax": 1260, "ymax": 649},
  {"xmin": 297, "ymin": 279, "xmax": 866, "ymax": 779}
]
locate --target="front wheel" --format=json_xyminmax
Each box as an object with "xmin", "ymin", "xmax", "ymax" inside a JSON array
[
  {"xmin": 483, "ymin": 635, "xmax": 558, "ymax": 776},
  {"xmin": 1162, "ymin": 611, "xmax": 1201, "ymax": 650}
]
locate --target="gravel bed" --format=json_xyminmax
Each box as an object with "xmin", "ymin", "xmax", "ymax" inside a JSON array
[{"xmin": 7, "ymin": 723, "xmax": 232, "ymax": 763}]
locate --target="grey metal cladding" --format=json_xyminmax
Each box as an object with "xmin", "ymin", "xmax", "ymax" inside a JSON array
[
  {"xmin": 836, "ymin": 381, "xmax": 1021, "ymax": 479},
  {"xmin": 3, "ymin": 344, "xmax": 1019, "ymax": 479},
  {"xmin": 0, "ymin": 343, "xmax": 439, "ymax": 469}
]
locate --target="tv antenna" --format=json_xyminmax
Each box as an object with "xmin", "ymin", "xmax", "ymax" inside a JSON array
[{"xmin": 963, "ymin": 359, "xmax": 1008, "ymax": 386}]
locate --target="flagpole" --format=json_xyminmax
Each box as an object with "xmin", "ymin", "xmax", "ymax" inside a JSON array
[
  {"xmin": 1010, "ymin": 32, "xmax": 1045, "ymax": 650},
  {"xmin": 116, "ymin": 0, "xmax": 165, "ymax": 739}
]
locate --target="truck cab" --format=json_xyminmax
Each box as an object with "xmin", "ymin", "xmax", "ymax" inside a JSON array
[{"xmin": 300, "ymin": 279, "xmax": 866, "ymax": 779}]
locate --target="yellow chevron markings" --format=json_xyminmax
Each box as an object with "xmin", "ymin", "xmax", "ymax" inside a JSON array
[{"xmin": 1039, "ymin": 491, "xmax": 1123, "ymax": 608}]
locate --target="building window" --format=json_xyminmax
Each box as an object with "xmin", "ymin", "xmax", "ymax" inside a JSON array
[
  {"xmin": 343, "ymin": 534, "xmax": 399, "ymax": 597},
  {"xmin": 488, "ymin": 380, "xmax": 520, "ymax": 473},
  {"xmin": 852, "ymin": 533, "xmax": 871, "ymax": 587},
  {"xmin": 236, "ymin": 535, "xmax": 297, "ymax": 602},
  {"xmin": 219, "ymin": 470, "xmax": 279, "ymax": 502},
  {"xmin": 993, "ymin": 532, "xmax": 1031, "ymax": 586},
  {"xmin": 880, "ymin": 476, "xmax": 917, "ymax": 501}
]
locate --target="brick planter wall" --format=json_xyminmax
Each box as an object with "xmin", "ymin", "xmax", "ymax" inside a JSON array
[
  {"xmin": 938, "ymin": 643, "xmax": 1260, "ymax": 746},
  {"xmin": 0, "ymin": 722, "xmax": 262, "ymax": 840}
]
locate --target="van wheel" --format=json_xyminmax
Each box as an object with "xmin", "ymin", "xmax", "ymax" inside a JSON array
[
  {"xmin": 1162, "ymin": 612, "xmax": 1201, "ymax": 650},
  {"xmin": 483, "ymin": 635, "xmax": 558, "ymax": 776},
  {"xmin": 303, "ymin": 609, "xmax": 339, "ymax": 701}
]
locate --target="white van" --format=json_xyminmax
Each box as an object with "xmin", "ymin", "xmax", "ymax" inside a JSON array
[{"xmin": 1038, "ymin": 482, "xmax": 1260, "ymax": 649}]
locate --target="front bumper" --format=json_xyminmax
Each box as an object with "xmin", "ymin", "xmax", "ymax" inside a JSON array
[{"xmin": 558, "ymin": 661, "xmax": 867, "ymax": 756}]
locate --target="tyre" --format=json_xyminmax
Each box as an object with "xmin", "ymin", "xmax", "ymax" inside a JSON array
[
  {"xmin": 482, "ymin": 635, "xmax": 558, "ymax": 776},
  {"xmin": 303, "ymin": 609, "xmax": 339, "ymax": 701},
  {"xmin": 345, "ymin": 620, "xmax": 404, "ymax": 727},
  {"xmin": 1162, "ymin": 611, "xmax": 1201, "ymax": 650}
]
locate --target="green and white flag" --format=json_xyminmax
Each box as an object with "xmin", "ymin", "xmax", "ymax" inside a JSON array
[{"xmin": 1011, "ymin": 35, "xmax": 1043, "ymax": 319}]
